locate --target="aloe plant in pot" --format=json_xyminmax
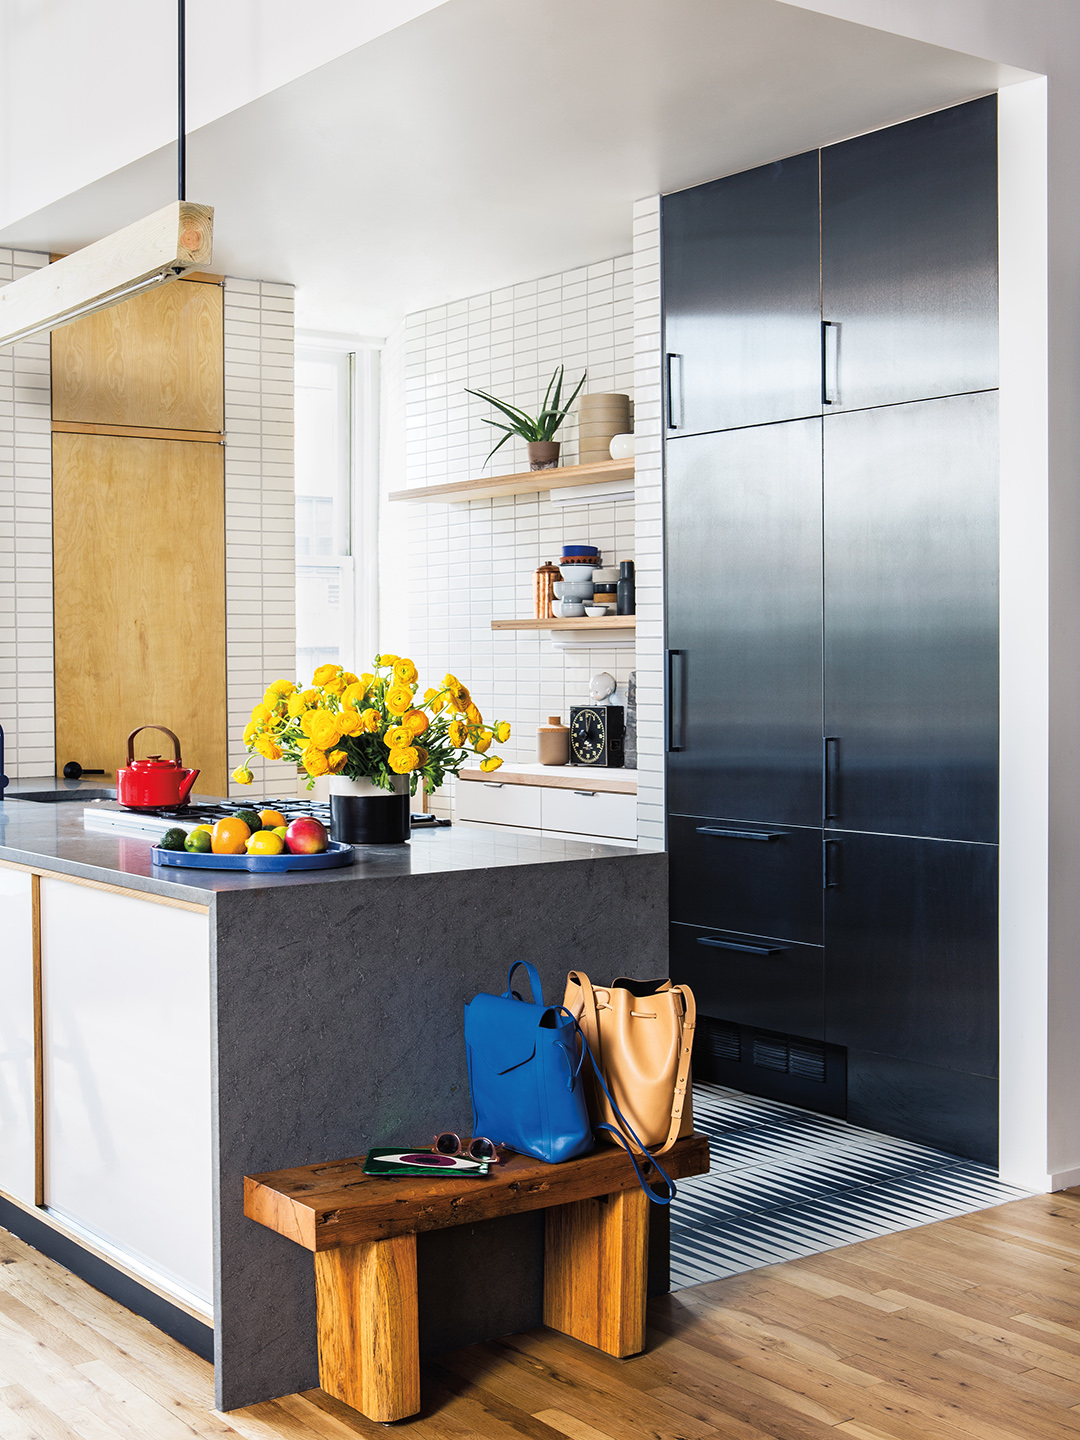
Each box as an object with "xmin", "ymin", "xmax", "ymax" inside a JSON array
[{"xmin": 466, "ymin": 365, "xmax": 587, "ymax": 470}]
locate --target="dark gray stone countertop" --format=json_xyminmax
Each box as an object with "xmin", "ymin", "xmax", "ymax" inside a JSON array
[{"xmin": 0, "ymin": 775, "xmax": 643, "ymax": 905}]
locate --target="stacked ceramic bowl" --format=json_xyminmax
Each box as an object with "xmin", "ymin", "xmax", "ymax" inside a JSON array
[
  {"xmin": 588, "ymin": 567, "xmax": 620, "ymax": 617},
  {"xmin": 553, "ymin": 545, "xmax": 597, "ymax": 617}
]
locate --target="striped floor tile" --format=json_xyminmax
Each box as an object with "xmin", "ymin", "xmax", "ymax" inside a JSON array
[{"xmin": 669, "ymin": 1082, "xmax": 1030, "ymax": 1289}]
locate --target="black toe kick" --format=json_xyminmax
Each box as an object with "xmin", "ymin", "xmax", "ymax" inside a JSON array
[{"xmin": 846, "ymin": 1051, "xmax": 998, "ymax": 1165}]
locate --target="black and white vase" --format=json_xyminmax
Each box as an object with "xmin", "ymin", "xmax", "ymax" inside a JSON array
[{"xmin": 328, "ymin": 775, "xmax": 411, "ymax": 845}]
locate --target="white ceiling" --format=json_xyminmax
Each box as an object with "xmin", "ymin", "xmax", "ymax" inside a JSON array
[{"xmin": 0, "ymin": 0, "xmax": 1029, "ymax": 336}]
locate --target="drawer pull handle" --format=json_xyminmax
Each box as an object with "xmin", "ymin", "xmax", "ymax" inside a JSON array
[
  {"xmin": 573, "ymin": 790, "xmax": 597, "ymax": 797},
  {"xmin": 697, "ymin": 937, "xmax": 786, "ymax": 956},
  {"xmin": 483, "ymin": 782, "xmax": 505, "ymax": 789},
  {"xmin": 695, "ymin": 826, "xmax": 785, "ymax": 842}
]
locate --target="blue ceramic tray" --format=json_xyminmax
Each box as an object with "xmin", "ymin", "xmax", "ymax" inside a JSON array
[{"xmin": 152, "ymin": 840, "xmax": 355, "ymax": 872}]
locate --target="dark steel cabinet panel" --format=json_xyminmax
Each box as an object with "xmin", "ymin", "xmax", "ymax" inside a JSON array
[
  {"xmin": 666, "ymin": 422, "xmax": 824, "ymax": 826},
  {"xmin": 663, "ymin": 151, "xmax": 821, "ymax": 435},
  {"xmin": 824, "ymin": 832, "xmax": 998, "ymax": 1077},
  {"xmin": 671, "ymin": 921, "xmax": 824, "ymax": 1039},
  {"xmin": 823, "ymin": 393, "xmax": 998, "ymax": 842},
  {"xmin": 668, "ymin": 814, "xmax": 823, "ymax": 945},
  {"xmin": 821, "ymin": 96, "xmax": 998, "ymax": 412}
]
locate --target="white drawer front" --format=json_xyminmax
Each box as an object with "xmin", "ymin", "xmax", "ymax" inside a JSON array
[
  {"xmin": 541, "ymin": 787, "xmax": 637, "ymax": 840},
  {"xmin": 454, "ymin": 781, "xmax": 542, "ymax": 828}
]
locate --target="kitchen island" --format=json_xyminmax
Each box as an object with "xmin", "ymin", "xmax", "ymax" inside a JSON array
[{"xmin": 0, "ymin": 780, "xmax": 667, "ymax": 1410}]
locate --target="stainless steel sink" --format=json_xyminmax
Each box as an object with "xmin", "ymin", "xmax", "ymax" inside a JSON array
[{"xmin": 9, "ymin": 789, "xmax": 116, "ymax": 803}]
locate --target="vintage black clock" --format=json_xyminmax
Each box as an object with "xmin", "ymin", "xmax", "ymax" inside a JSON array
[{"xmin": 569, "ymin": 705, "xmax": 625, "ymax": 767}]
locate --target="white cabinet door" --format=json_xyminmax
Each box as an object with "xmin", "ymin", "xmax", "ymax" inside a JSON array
[
  {"xmin": 0, "ymin": 868, "xmax": 36, "ymax": 1205},
  {"xmin": 40, "ymin": 879, "xmax": 213, "ymax": 1304},
  {"xmin": 541, "ymin": 787, "xmax": 638, "ymax": 840},
  {"xmin": 455, "ymin": 781, "xmax": 542, "ymax": 828}
]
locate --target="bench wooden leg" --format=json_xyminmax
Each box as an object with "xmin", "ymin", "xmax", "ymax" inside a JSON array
[
  {"xmin": 543, "ymin": 1188, "xmax": 649, "ymax": 1357},
  {"xmin": 313, "ymin": 1233, "xmax": 420, "ymax": 1422}
]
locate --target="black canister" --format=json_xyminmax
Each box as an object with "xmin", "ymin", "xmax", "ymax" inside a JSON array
[{"xmin": 617, "ymin": 560, "xmax": 636, "ymax": 616}]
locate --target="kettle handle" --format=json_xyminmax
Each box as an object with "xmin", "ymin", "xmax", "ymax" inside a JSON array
[{"xmin": 126, "ymin": 725, "xmax": 183, "ymax": 767}]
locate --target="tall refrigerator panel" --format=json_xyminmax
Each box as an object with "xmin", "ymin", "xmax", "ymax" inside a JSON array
[
  {"xmin": 821, "ymin": 95, "xmax": 998, "ymax": 413},
  {"xmin": 823, "ymin": 392, "xmax": 999, "ymax": 843},
  {"xmin": 666, "ymin": 420, "xmax": 823, "ymax": 827},
  {"xmin": 663, "ymin": 150, "xmax": 822, "ymax": 436}
]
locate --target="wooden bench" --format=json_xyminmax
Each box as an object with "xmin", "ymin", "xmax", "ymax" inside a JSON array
[{"xmin": 245, "ymin": 1133, "xmax": 709, "ymax": 1423}]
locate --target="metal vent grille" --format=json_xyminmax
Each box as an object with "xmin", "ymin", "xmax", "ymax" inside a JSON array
[
  {"xmin": 703, "ymin": 1017, "xmax": 741, "ymax": 1062},
  {"xmin": 747, "ymin": 1033, "xmax": 828, "ymax": 1083},
  {"xmin": 752, "ymin": 1036, "xmax": 790, "ymax": 1072}
]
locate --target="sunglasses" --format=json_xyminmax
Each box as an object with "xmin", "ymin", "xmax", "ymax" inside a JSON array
[{"xmin": 432, "ymin": 1132, "xmax": 503, "ymax": 1164}]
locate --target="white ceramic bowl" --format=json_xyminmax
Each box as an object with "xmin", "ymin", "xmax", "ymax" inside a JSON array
[
  {"xmin": 559, "ymin": 563, "xmax": 595, "ymax": 582},
  {"xmin": 609, "ymin": 432, "xmax": 635, "ymax": 460},
  {"xmin": 552, "ymin": 581, "xmax": 565, "ymax": 598},
  {"xmin": 559, "ymin": 579, "xmax": 594, "ymax": 600},
  {"xmin": 585, "ymin": 605, "xmax": 610, "ymax": 618},
  {"xmin": 558, "ymin": 599, "xmax": 586, "ymax": 618},
  {"xmin": 591, "ymin": 567, "xmax": 620, "ymax": 584}
]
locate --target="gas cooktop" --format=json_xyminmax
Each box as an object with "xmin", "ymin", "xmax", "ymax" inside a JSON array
[{"xmin": 82, "ymin": 796, "xmax": 448, "ymax": 838}]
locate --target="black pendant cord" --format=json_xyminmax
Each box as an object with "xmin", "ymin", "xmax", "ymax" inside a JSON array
[{"xmin": 177, "ymin": 0, "xmax": 187, "ymax": 202}]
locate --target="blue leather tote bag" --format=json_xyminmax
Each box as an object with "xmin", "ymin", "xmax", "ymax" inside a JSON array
[{"xmin": 465, "ymin": 961, "xmax": 594, "ymax": 1164}]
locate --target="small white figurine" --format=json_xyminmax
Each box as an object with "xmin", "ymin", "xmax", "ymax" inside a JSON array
[{"xmin": 589, "ymin": 671, "xmax": 617, "ymax": 704}]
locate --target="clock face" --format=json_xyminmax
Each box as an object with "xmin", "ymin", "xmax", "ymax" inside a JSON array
[{"xmin": 570, "ymin": 708, "xmax": 605, "ymax": 765}]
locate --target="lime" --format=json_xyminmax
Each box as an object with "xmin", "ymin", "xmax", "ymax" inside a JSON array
[
  {"xmin": 185, "ymin": 829, "xmax": 212, "ymax": 853},
  {"xmin": 161, "ymin": 827, "xmax": 189, "ymax": 851}
]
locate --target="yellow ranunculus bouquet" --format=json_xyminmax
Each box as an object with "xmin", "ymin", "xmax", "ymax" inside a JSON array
[{"xmin": 232, "ymin": 655, "xmax": 511, "ymax": 794}]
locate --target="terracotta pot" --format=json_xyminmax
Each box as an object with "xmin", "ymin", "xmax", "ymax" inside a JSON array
[{"xmin": 527, "ymin": 441, "xmax": 561, "ymax": 471}]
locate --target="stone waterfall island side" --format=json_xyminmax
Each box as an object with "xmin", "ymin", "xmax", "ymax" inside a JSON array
[{"xmin": 0, "ymin": 785, "xmax": 667, "ymax": 1411}]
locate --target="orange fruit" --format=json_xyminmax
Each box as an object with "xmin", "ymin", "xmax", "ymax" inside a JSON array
[
  {"xmin": 246, "ymin": 830, "xmax": 285, "ymax": 857},
  {"xmin": 259, "ymin": 808, "xmax": 288, "ymax": 829},
  {"xmin": 211, "ymin": 816, "xmax": 251, "ymax": 854}
]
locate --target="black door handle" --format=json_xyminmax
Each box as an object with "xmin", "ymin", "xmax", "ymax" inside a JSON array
[
  {"xmin": 821, "ymin": 320, "xmax": 838, "ymax": 405},
  {"xmin": 665, "ymin": 353, "xmax": 682, "ymax": 429},
  {"xmin": 697, "ymin": 936, "xmax": 787, "ymax": 956},
  {"xmin": 665, "ymin": 649, "xmax": 685, "ymax": 752},
  {"xmin": 824, "ymin": 838, "xmax": 842, "ymax": 889},
  {"xmin": 695, "ymin": 826, "xmax": 786, "ymax": 841},
  {"xmin": 824, "ymin": 736, "xmax": 840, "ymax": 820}
]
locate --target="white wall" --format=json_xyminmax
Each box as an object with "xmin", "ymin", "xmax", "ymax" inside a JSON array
[
  {"xmin": 380, "ymin": 258, "xmax": 639, "ymax": 820},
  {"xmin": 0, "ymin": 248, "xmax": 51, "ymax": 777}
]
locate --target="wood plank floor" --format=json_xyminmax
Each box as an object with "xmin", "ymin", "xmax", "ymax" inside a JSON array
[{"xmin": 5, "ymin": 1190, "xmax": 1080, "ymax": 1438}]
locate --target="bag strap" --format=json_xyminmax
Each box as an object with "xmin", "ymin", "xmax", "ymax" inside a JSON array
[
  {"xmin": 566, "ymin": 969, "xmax": 602, "ymax": 1063},
  {"xmin": 505, "ymin": 960, "xmax": 545, "ymax": 1006},
  {"xmin": 655, "ymin": 984, "xmax": 696, "ymax": 1155},
  {"xmin": 581, "ymin": 1036, "xmax": 676, "ymax": 1206}
]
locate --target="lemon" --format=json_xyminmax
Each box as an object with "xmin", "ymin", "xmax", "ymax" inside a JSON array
[
  {"xmin": 272, "ymin": 826, "xmax": 288, "ymax": 839},
  {"xmin": 247, "ymin": 830, "xmax": 285, "ymax": 857}
]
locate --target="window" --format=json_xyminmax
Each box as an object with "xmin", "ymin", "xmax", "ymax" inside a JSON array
[{"xmin": 294, "ymin": 349, "xmax": 354, "ymax": 679}]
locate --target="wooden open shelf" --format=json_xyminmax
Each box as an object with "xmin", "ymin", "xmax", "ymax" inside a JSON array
[
  {"xmin": 491, "ymin": 616, "xmax": 636, "ymax": 632},
  {"xmin": 388, "ymin": 458, "xmax": 634, "ymax": 506}
]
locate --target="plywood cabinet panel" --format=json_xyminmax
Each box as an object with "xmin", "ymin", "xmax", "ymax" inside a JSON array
[
  {"xmin": 51, "ymin": 278, "xmax": 223, "ymax": 433},
  {"xmin": 52, "ymin": 432, "xmax": 227, "ymax": 794}
]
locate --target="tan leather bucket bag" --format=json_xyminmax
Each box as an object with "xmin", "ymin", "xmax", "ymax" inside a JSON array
[{"xmin": 563, "ymin": 971, "xmax": 696, "ymax": 1154}]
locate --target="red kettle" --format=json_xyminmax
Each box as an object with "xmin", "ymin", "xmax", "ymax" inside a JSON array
[{"xmin": 117, "ymin": 726, "xmax": 200, "ymax": 810}]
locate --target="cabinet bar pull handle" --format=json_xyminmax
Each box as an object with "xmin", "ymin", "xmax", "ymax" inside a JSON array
[
  {"xmin": 665, "ymin": 649, "xmax": 685, "ymax": 752},
  {"xmin": 824, "ymin": 838, "xmax": 841, "ymax": 889},
  {"xmin": 824, "ymin": 736, "xmax": 840, "ymax": 820},
  {"xmin": 665, "ymin": 353, "xmax": 683, "ymax": 429},
  {"xmin": 821, "ymin": 320, "xmax": 838, "ymax": 406},
  {"xmin": 483, "ymin": 782, "xmax": 505, "ymax": 788},
  {"xmin": 573, "ymin": 790, "xmax": 597, "ymax": 797},
  {"xmin": 697, "ymin": 936, "xmax": 786, "ymax": 956},
  {"xmin": 695, "ymin": 826, "xmax": 785, "ymax": 841}
]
